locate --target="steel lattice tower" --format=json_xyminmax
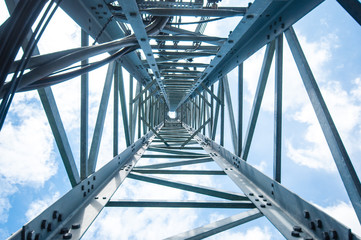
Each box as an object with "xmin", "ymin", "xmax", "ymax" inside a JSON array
[{"xmin": 1, "ymin": 0, "xmax": 361, "ymax": 239}]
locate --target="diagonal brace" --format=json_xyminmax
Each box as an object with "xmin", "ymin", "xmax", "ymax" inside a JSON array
[{"xmin": 181, "ymin": 118, "xmax": 211, "ymax": 147}]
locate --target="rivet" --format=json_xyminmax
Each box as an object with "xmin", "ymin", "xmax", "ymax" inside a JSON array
[
  {"xmin": 260, "ymin": 204, "xmax": 266, "ymax": 208},
  {"xmin": 27, "ymin": 231, "xmax": 35, "ymax": 240},
  {"xmin": 305, "ymin": 238, "xmax": 313, "ymax": 240},
  {"xmin": 58, "ymin": 214, "xmax": 63, "ymax": 222},
  {"xmin": 316, "ymin": 219, "xmax": 323, "ymax": 228},
  {"xmin": 140, "ymin": 38, "xmax": 146, "ymax": 42},
  {"xmin": 93, "ymin": 176, "xmax": 96, "ymax": 180},
  {"xmin": 271, "ymin": 191, "xmax": 274, "ymax": 195},
  {"xmin": 47, "ymin": 223, "xmax": 52, "ymax": 232},
  {"xmin": 291, "ymin": 231, "xmax": 300, "ymax": 237},
  {"xmin": 263, "ymin": 199, "xmax": 267, "ymax": 202},
  {"xmin": 91, "ymin": 185, "xmax": 94, "ymax": 189},
  {"xmin": 293, "ymin": 226, "xmax": 302, "ymax": 232},
  {"xmin": 53, "ymin": 210, "xmax": 58, "ymax": 219},
  {"xmin": 88, "ymin": 181, "xmax": 90, "ymax": 185},
  {"xmin": 309, "ymin": 221, "xmax": 316, "ymax": 230},
  {"xmin": 267, "ymin": 35, "xmax": 270, "ymax": 40},
  {"xmin": 81, "ymin": 185, "xmax": 84, "ymax": 191},
  {"xmin": 330, "ymin": 230, "xmax": 337, "ymax": 239},
  {"xmin": 103, "ymin": 197, "xmax": 107, "ymax": 199},
  {"xmin": 255, "ymin": 199, "xmax": 259, "ymax": 201},
  {"xmin": 83, "ymin": 192, "xmax": 86, "ymax": 197},
  {"xmin": 34, "ymin": 234, "xmax": 40, "ymax": 240},
  {"xmin": 258, "ymin": 194, "xmax": 263, "ymax": 198},
  {"xmin": 304, "ymin": 210, "xmax": 310, "ymax": 219},
  {"xmin": 266, "ymin": 202, "xmax": 272, "ymax": 206},
  {"xmin": 63, "ymin": 233, "xmax": 72, "ymax": 239},
  {"xmin": 72, "ymin": 223, "xmax": 81, "ymax": 229},
  {"xmin": 41, "ymin": 220, "xmax": 47, "ymax": 229},
  {"xmin": 249, "ymin": 193, "xmax": 254, "ymax": 196}
]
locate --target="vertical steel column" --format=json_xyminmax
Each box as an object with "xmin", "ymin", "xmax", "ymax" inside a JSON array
[
  {"xmin": 285, "ymin": 27, "xmax": 361, "ymax": 223},
  {"xmin": 210, "ymin": 85, "xmax": 214, "ymax": 137},
  {"xmin": 88, "ymin": 62, "xmax": 115, "ymax": 173},
  {"xmin": 113, "ymin": 63, "xmax": 119, "ymax": 157},
  {"xmin": 80, "ymin": 29, "xmax": 89, "ymax": 180},
  {"xmin": 220, "ymin": 78, "xmax": 225, "ymax": 146},
  {"xmin": 242, "ymin": 41, "xmax": 275, "ymax": 160},
  {"xmin": 129, "ymin": 76, "xmax": 134, "ymax": 143},
  {"xmin": 274, "ymin": 35, "xmax": 283, "ymax": 183},
  {"xmin": 238, "ymin": 63, "xmax": 243, "ymax": 157},
  {"xmin": 223, "ymin": 76, "xmax": 237, "ymax": 153},
  {"xmin": 118, "ymin": 65, "xmax": 131, "ymax": 147}
]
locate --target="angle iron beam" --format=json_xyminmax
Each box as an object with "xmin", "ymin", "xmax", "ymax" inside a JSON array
[
  {"xmin": 285, "ymin": 26, "xmax": 361, "ymax": 223},
  {"xmin": 120, "ymin": 0, "xmax": 170, "ymax": 107},
  {"xmin": 117, "ymin": 64, "xmax": 131, "ymax": 147},
  {"xmin": 165, "ymin": 209, "xmax": 262, "ymax": 240},
  {"xmin": 128, "ymin": 172, "xmax": 247, "ymax": 200},
  {"xmin": 132, "ymin": 169, "xmax": 226, "ymax": 175},
  {"xmin": 80, "ymin": 29, "xmax": 89, "ymax": 180},
  {"xmin": 242, "ymin": 41, "xmax": 275, "ymax": 160},
  {"xmin": 223, "ymin": 76, "xmax": 238, "ymax": 153},
  {"xmin": 274, "ymin": 35, "xmax": 283, "ymax": 183},
  {"xmin": 106, "ymin": 200, "xmax": 253, "ymax": 208},
  {"xmin": 140, "ymin": 8, "xmax": 247, "ymax": 17},
  {"xmin": 38, "ymin": 88, "xmax": 80, "ymax": 187},
  {"xmin": 8, "ymin": 126, "xmax": 160, "ymax": 240},
  {"xmin": 88, "ymin": 62, "xmax": 115, "ymax": 173},
  {"xmin": 184, "ymin": 123, "xmax": 361, "ymax": 240},
  {"xmin": 181, "ymin": 118, "xmax": 211, "ymax": 147}
]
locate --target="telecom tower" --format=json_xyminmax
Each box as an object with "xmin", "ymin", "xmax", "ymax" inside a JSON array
[{"xmin": 1, "ymin": 0, "xmax": 360, "ymax": 239}]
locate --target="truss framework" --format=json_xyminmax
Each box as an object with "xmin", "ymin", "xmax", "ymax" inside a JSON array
[{"xmin": 1, "ymin": 0, "xmax": 361, "ymax": 239}]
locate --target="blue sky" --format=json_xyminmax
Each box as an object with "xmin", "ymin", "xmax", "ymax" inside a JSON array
[{"xmin": 0, "ymin": 0, "xmax": 361, "ymax": 239}]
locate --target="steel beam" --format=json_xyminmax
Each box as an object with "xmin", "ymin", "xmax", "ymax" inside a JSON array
[
  {"xmin": 285, "ymin": 26, "xmax": 361, "ymax": 223},
  {"xmin": 106, "ymin": 200, "xmax": 253, "ymax": 208},
  {"xmin": 184, "ymin": 123, "xmax": 361, "ymax": 240},
  {"xmin": 165, "ymin": 209, "xmax": 262, "ymax": 240},
  {"xmin": 88, "ymin": 62, "xmax": 115, "ymax": 173},
  {"xmin": 242, "ymin": 41, "xmax": 275, "ymax": 161},
  {"xmin": 8, "ymin": 126, "xmax": 159, "ymax": 240},
  {"xmin": 128, "ymin": 172, "xmax": 247, "ymax": 200},
  {"xmin": 223, "ymin": 76, "xmax": 238, "ymax": 153},
  {"xmin": 274, "ymin": 34, "xmax": 283, "ymax": 183}
]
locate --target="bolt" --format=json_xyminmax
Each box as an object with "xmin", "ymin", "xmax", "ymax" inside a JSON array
[
  {"xmin": 330, "ymin": 230, "xmax": 338, "ymax": 239},
  {"xmin": 34, "ymin": 234, "xmax": 40, "ymax": 240},
  {"xmin": 27, "ymin": 231, "xmax": 35, "ymax": 240},
  {"xmin": 72, "ymin": 223, "xmax": 81, "ymax": 229},
  {"xmin": 293, "ymin": 226, "xmax": 302, "ymax": 232},
  {"xmin": 255, "ymin": 199, "xmax": 259, "ymax": 201},
  {"xmin": 322, "ymin": 231, "xmax": 330, "ymax": 240},
  {"xmin": 47, "ymin": 223, "xmax": 52, "ymax": 232},
  {"xmin": 58, "ymin": 214, "xmax": 63, "ymax": 222},
  {"xmin": 41, "ymin": 220, "xmax": 47, "ymax": 229},
  {"xmin": 309, "ymin": 221, "xmax": 316, "ymax": 230},
  {"xmin": 53, "ymin": 211, "xmax": 58, "ymax": 219},
  {"xmin": 63, "ymin": 233, "xmax": 72, "ymax": 239},
  {"xmin": 291, "ymin": 231, "xmax": 300, "ymax": 237},
  {"xmin": 266, "ymin": 202, "xmax": 272, "ymax": 206},
  {"xmin": 305, "ymin": 238, "xmax": 313, "ymax": 240},
  {"xmin": 258, "ymin": 194, "xmax": 263, "ymax": 198},
  {"xmin": 260, "ymin": 204, "xmax": 266, "ymax": 208},
  {"xmin": 316, "ymin": 219, "xmax": 323, "ymax": 228},
  {"xmin": 304, "ymin": 210, "xmax": 310, "ymax": 219},
  {"xmin": 249, "ymin": 193, "xmax": 254, "ymax": 196},
  {"xmin": 81, "ymin": 185, "xmax": 84, "ymax": 190}
]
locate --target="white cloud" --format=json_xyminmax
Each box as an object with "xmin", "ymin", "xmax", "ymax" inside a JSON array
[
  {"xmin": 0, "ymin": 179, "xmax": 17, "ymax": 223},
  {"xmin": 315, "ymin": 201, "xmax": 361, "ymax": 236},
  {"xmin": 286, "ymin": 78, "xmax": 361, "ymax": 171},
  {"xmin": 83, "ymin": 208, "xmax": 198, "ymax": 240},
  {"xmin": 209, "ymin": 226, "xmax": 272, "ymax": 240},
  {"xmin": 26, "ymin": 192, "xmax": 60, "ymax": 220},
  {"xmin": 0, "ymin": 92, "xmax": 58, "ymax": 222}
]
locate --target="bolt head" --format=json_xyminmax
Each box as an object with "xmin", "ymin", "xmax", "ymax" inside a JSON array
[
  {"xmin": 304, "ymin": 210, "xmax": 310, "ymax": 219},
  {"xmin": 291, "ymin": 231, "xmax": 300, "ymax": 237}
]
